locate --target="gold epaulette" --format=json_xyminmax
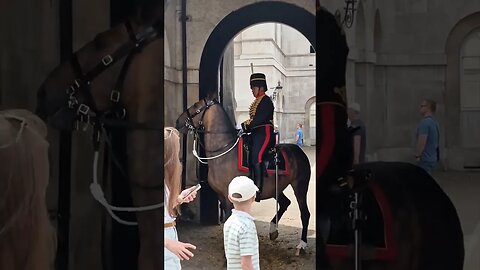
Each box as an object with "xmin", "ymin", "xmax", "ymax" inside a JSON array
[{"xmin": 248, "ymin": 95, "xmax": 264, "ymax": 119}]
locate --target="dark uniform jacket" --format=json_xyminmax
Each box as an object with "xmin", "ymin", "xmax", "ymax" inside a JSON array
[{"xmin": 241, "ymin": 94, "xmax": 275, "ymax": 163}]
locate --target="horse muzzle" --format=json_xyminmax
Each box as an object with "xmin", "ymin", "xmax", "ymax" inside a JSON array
[{"xmin": 175, "ymin": 119, "xmax": 189, "ymax": 134}]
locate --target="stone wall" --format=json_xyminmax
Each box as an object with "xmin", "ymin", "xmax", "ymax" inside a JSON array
[{"xmin": 323, "ymin": 0, "xmax": 480, "ymax": 170}]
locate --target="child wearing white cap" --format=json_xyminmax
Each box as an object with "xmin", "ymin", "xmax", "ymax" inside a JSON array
[{"xmin": 223, "ymin": 176, "xmax": 260, "ymax": 270}]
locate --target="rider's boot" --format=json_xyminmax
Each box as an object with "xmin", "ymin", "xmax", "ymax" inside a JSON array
[
  {"xmin": 249, "ymin": 164, "xmax": 255, "ymax": 184},
  {"xmin": 254, "ymin": 162, "xmax": 264, "ymax": 202}
]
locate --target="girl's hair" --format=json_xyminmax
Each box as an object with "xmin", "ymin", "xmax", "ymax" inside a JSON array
[
  {"xmin": 164, "ymin": 127, "xmax": 182, "ymax": 217},
  {"xmin": 0, "ymin": 109, "xmax": 56, "ymax": 270}
]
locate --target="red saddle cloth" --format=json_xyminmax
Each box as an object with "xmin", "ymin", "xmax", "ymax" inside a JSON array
[
  {"xmin": 326, "ymin": 182, "xmax": 397, "ymax": 261},
  {"xmin": 237, "ymin": 138, "xmax": 290, "ymax": 176}
]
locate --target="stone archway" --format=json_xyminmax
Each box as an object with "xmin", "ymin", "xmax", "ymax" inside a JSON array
[
  {"xmin": 445, "ymin": 12, "xmax": 480, "ymax": 169},
  {"xmin": 304, "ymin": 96, "xmax": 317, "ymax": 146},
  {"xmin": 198, "ymin": 2, "xmax": 315, "ymax": 99},
  {"xmin": 196, "ymin": 1, "xmax": 315, "ymax": 224}
]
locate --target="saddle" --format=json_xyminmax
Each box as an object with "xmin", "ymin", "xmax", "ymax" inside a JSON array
[
  {"xmin": 324, "ymin": 169, "xmax": 397, "ymax": 261},
  {"xmin": 237, "ymin": 137, "xmax": 289, "ymax": 176}
]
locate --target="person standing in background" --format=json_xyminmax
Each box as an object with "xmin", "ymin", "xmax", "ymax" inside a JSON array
[
  {"xmin": 347, "ymin": 102, "xmax": 366, "ymax": 164},
  {"xmin": 414, "ymin": 99, "xmax": 440, "ymax": 174},
  {"xmin": 295, "ymin": 123, "xmax": 304, "ymax": 147},
  {"xmin": 274, "ymin": 125, "xmax": 280, "ymax": 144}
]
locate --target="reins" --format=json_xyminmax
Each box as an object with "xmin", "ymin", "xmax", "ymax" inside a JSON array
[
  {"xmin": 192, "ymin": 134, "xmax": 240, "ymax": 164},
  {"xmin": 89, "ymin": 127, "xmax": 163, "ymax": 226}
]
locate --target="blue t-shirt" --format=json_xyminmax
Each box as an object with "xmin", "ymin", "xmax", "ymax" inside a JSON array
[
  {"xmin": 416, "ymin": 117, "xmax": 439, "ymax": 163},
  {"xmin": 296, "ymin": 129, "xmax": 304, "ymax": 146}
]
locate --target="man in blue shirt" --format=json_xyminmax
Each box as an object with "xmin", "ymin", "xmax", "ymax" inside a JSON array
[
  {"xmin": 347, "ymin": 102, "xmax": 366, "ymax": 164},
  {"xmin": 295, "ymin": 123, "xmax": 304, "ymax": 146},
  {"xmin": 415, "ymin": 99, "xmax": 440, "ymax": 174}
]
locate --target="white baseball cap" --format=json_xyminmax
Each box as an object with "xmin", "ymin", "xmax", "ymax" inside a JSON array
[
  {"xmin": 348, "ymin": 102, "xmax": 361, "ymax": 113},
  {"xmin": 228, "ymin": 176, "xmax": 259, "ymax": 202}
]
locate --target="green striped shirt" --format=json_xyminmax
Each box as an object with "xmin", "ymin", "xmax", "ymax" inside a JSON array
[{"xmin": 223, "ymin": 209, "xmax": 260, "ymax": 270}]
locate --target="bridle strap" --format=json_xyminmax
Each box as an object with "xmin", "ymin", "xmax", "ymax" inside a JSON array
[
  {"xmin": 84, "ymin": 20, "xmax": 159, "ymax": 83},
  {"xmin": 189, "ymin": 99, "xmax": 237, "ymax": 135},
  {"xmin": 64, "ymin": 19, "xmax": 162, "ymax": 129},
  {"xmin": 70, "ymin": 52, "xmax": 100, "ymax": 114}
]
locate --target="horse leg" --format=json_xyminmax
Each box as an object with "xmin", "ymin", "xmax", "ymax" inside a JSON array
[
  {"xmin": 269, "ymin": 192, "xmax": 291, "ymax": 240},
  {"xmin": 224, "ymin": 198, "xmax": 233, "ymax": 220},
  {"xmin": 220, "ymin": 196, "xmax": 233, "ymax": 267},
  {"xmin": 219, "ymin": 196, "xmax": 233, "ymax": 223},
  {"xmin": 126, "ymin": 130, "xmax": 164, "ymax": 270},
  {"xmin": 293, "ymin": 185, "xmax": 310, "ymax": 256}
]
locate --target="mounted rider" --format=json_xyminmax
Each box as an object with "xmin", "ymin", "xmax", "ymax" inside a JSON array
[{"xmin": 241, "ymin": 73, "xmax": 275, "ymax": 202}]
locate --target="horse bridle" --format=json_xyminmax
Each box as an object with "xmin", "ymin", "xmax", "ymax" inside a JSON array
[
  {"xmin": 65, "ymin": 19, "xmax": 163, "ymax": 132},
  {"xmin": 184, "ymin": 98, "xmax": 218, "ymax": 133},
  {"xmin": 57, "ymin": 20, "xmax": 165, "ymax": 226},
  {"xmin": 181, "ymin": 98, "xmax": 244, "ymax": 166}
]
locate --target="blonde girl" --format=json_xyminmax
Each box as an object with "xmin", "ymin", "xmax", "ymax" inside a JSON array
[
  {"xmin": 164, "ymin": 127, "xmax": 198, "ymax": 269},
  {"xmin": 0, "ymin": 109, "xmax": 56, "ymax": 270}
]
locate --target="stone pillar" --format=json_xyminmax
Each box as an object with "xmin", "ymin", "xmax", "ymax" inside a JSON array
[
  {"xmin": 222, "ymin": 42, "xmax": 236, "ymax": 124},
  {"xmin": 0, "ymin": 0, "xmax": 59, "ymax": 109},
  {"xmin": 68, "ymin": 1, "xmax": 110, "ymax": 269}
]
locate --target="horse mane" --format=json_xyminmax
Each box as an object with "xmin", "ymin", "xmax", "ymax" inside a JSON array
[
  {"xmin": 0, "ymin": 109, "xmax": 56, "ymax": 270},
  {"xmin": 209, "ymin": 96, "xmax": 237, "ymax": 132},
  {"xmin": 133, "ymin": 0, "xmax": 163, "ymax": 30}
]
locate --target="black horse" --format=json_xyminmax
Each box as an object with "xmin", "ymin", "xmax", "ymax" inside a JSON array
[{"xmin": 176, "ymin": 96, "xmax": 312, "ymax": 255}]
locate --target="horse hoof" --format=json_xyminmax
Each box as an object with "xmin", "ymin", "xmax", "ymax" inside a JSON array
[
  {"xmin": 295, "ymin": 247, "xmax": 306, "ymax": 256},
  {"xmin": 269, "ymin": 230, "xmax": 279, "ymax": 240},
  {"xmin": 295, "ymin": 240, "xmax": 307, "ymax": 256}
]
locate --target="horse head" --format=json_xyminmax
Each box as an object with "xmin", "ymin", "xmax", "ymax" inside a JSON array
[
  {"xmin": 175, "ymin": 96, "xmax": 218, "ymax": 134},
  {"xmin": 35, "ymin": 24, "xmax": 127, "ymax": 129},
  {"xmin": 35, "ymin": 3, "xmax": 163, "ymax": 130}
]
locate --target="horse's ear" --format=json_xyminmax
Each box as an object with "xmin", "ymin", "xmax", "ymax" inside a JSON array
[{"xmin": 206, "ymin": 92, "xmax": 218, "ymax": 101}]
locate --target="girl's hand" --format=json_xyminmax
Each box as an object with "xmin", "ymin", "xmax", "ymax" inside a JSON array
[
  {"xmin": 165, "ymin": 238, "xmax": 196, "ymax": 260},
  {"xmin": 178, "ymin": 186, "xmax": 198, "ymax": 204}
]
